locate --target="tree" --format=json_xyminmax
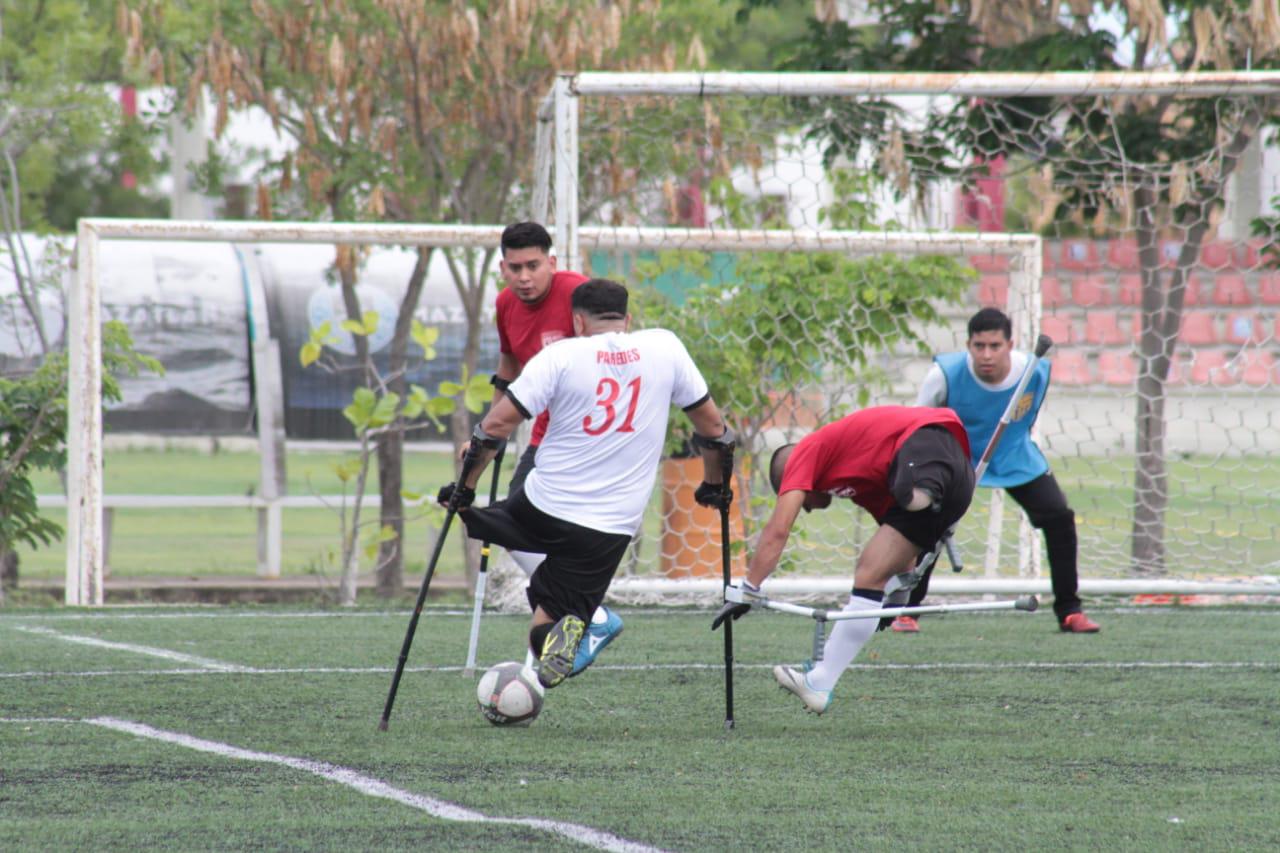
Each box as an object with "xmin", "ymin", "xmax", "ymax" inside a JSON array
[
  {"xmin": 2, "ymin": 1, "xmax": 168, "ymax": 602},
  {"xmin": 129, "ymin": 0, "xmax": 727, "ymax": 594},
  {"xmin": 779, "ymin": 0, "xmax": 1280, "ymax": 574},
  {"xmin": 0, "ymin": 322, "xmax": 160, "ymax": 603},
  {"xmin": 299, "ymin": 311, "xmax": 487, "ymax": 604},
  {"xmin": 633, "ymin": 168, "xmax": 973, "ymax": 539}
]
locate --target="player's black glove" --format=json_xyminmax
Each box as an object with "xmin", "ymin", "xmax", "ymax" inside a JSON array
[
  {"xmin": 436, "ymin": 482, "xmax": 476, "ymax": 510},
  {"xmin": 711, "ymin": 580, "xmax": 760, "ymax": 630},
  {"xmin": 694, "ymin": 480, "xmax": 732, "ymax": 510}
]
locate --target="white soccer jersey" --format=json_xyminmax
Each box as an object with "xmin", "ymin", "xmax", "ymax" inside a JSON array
[{"xmin": 506, "ymin": 328, "xmax": 710, "ymax": 535}]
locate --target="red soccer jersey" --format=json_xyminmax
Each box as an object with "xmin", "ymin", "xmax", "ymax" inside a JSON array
[
  {"xmin": 778, "ymin": 406, "xmax": 970, "ymax": 520},
  {"xmin": 495, "ymin": 270, "xmax": 589, "ymax": 445}
]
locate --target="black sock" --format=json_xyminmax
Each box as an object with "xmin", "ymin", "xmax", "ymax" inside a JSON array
[{"xmin": 529, "ymin": 622, "xmax": 553, "ymax": 655}]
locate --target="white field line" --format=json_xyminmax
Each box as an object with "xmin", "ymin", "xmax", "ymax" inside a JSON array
[
  {"xmin": 2, "ymin": 660, "xmax": 1278, "ymax": 681},
  {"xmin": 0, "ymin": 716, "xmax": 665, "ymax": 853},
  {"xmin": 10, "ymin": 625, "xmax": 250, "ymax": 672},
  {"xmin": 3, "ymin": 605, "xmax": 1280, "ymax": 624}
]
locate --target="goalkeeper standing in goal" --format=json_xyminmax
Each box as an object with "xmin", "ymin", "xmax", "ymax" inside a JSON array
[
  {"xmin": 906, "ymin": 307, "xmax": 1100, "ymax": 634},
  {"xmin": 718, "ymin": 407, "xmax": 975, "ymax": 714},
  {"xmin": 485, "ymin": 221, "xmax": 625, "ymax": 668},
  {"xmin": 441, "ymin": 279, "xmax": 732, "ymax": 688}
]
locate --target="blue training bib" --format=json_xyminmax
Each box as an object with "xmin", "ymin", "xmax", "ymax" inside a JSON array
[{"xmin": 936, "ymin": 352, "xmax": 1051, "ymax": 488}]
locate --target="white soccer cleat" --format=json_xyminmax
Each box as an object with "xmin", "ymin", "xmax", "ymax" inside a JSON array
[{"xmin": 773, "ymin": 665, "xmax": 832, "ymax": 715}]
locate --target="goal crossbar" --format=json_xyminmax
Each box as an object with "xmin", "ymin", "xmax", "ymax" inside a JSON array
[{"xmin": 571, "ymin": 70, "xmax": 1280, "ymax": 98}]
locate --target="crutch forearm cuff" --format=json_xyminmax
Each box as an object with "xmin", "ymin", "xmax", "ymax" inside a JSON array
[
  {"xmin": 471, "ymin": 423, "xmax": 505, "ymax": 450},
  {"xmin": 692, "ymin": 426, "xmax": 737, "ymax": 452}
]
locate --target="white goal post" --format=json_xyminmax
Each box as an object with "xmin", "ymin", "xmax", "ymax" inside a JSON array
[
  {"xmin": 66, "ymin": 219, "xmax": 1038, "ymax": 605},
  {"xmin": 537, "ymin": 69, "xmax": 1280, "ymax": 604}
]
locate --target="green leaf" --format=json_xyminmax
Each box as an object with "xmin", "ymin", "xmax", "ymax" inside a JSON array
[
  {"xmin": 300, "ymin": 341, "xmax": 322, "ymax": 367},
  {"xmin": 333, "ymin": 458, "xmax": 362, "ymax": 482},
  {"xmin": 464, "ymin": 372, "xmax": 492, "ymax": 414},
  {"xmin": 412, "ymin": 322, "xmax": 440, "ymax": 359},
  {"xmin": 368, "ymin": 392, "xmax": 400, "ymax": 428},
  {"xmin": 426, "ymin": 396, "xmax": 457, "ymax": 417}
]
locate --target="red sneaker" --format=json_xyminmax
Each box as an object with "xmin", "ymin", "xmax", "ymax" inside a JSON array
[
  {"xmin": 891, "ymin": 615, "xmax": 920, "ymax": 633},
  {"xmin": 1060, "ymin": 612, "xmax": 1100, "ymax": 633}
]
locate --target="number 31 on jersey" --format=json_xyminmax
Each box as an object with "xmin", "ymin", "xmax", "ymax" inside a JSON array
[{"xmin": 583, "ymin": 377, "xmax": 641, "ymax": 435}]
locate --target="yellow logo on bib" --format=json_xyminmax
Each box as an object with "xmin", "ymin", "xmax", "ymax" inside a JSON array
[{"xmin": 1013, "ymin": 392, "xmax": 1034, "ymax": 421}]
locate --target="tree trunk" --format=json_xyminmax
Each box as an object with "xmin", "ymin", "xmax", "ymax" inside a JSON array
[
  {"xmin": 375, "ymin": 431, "xmax": 404, "ymax": 596},
  {"xmin": 450, "ymin": 250, "xmax": 489, "ymax": 592},
  {"xmin": 1129, "ymin": 103, "xmax": 1264, "ymax": 575},
  {"xmin": 1130, "ymin": 182, "xmax": 1168, "ymax": 575},
  {"xmin": 0, "ymin": 545, "xmax": 16, "ymax": 605},
  {"xmin": 375, "ymin": 247, "xmax": 432, "ymax": 596}
]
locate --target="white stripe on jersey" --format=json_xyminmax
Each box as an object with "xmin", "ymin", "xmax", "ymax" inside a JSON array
[{"xmin": 508, "ymin": 328, "xmax": 709, "ymax": 535}]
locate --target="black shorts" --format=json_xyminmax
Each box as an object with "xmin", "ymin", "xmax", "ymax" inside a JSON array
[
  {"xmin": 458, "ymin": 490, "xmax": 631, "ymax": 624},
  {"xmin": 879, "ymin": 426, "xmax": 975, "ymax": 551}
]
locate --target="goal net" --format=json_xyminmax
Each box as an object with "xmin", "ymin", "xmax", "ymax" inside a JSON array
[{"xmin": 530, "ymin": 71, "xmax": 1280, "ymax": 604}]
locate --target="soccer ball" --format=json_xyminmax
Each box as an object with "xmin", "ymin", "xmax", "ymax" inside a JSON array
[{"xmin": 476, "ymin": 662, "xmax": 544, "ymax": 726}]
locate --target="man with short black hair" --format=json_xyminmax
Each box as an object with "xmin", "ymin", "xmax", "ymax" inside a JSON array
[
  {"xmin": 909, "ymin": 306, "xmax": 1099, "ymax": 634},
  {"xmin": 722, "ymin": 406, "xmax": 975, "ymax": 714},
  {"xmin": 444, "ymin": 279, "xmax": 731, "ymax": 688}
]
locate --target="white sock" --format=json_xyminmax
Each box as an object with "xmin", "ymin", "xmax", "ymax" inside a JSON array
[
  {"xmin": 509, "ymin": 550, "xmax": 544, "ymax": 577},
  {"xmin": 806, "ymin": 594, "xmax": 882, "ymax": 692}
]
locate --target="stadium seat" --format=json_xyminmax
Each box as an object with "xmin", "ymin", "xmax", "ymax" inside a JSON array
[
  {"xmin": 1210, "ymin": 273, "xmax": 1251, "ymax": 306},
  {"xmin": 1239, "ymin": 351, "xmax": 1277, "ymax": 387},
  {"xmin": 1040, "ymin": 314, "xmax": 1075, "ymax": 345},
  {"xmin": 970, "ymin": 253, "xmax": 1011, "ymax": 273},
  {"xmin": 1084, "ymin": 311, "xmax": 1136, "ymax": 345},
  {"xmin": 1236, "ymin": 238, "xmax": 1269, "ymax": 271},
  {"xmin": 977, "ymin": 273, "xmax": 1009, "ymax": 306},
  {"xmin": 1199, "ymin": 241, "xmax": 1235, "ymax": 270},
  {"xmin": 1165, "ymin": 352, "xmax": 1188, "ymax": 386},
  {"xmin": 1041, "ymin": 275, "xmax": 1066, "ymax": 308},
  {"xmin": 1224, "ymin": 313, "xmax": 1263, "ymax": 345},
  {"xmin": 1071, "ymin": 274, "xmax": 1112, "ymax": 306},
  {"xmin": 1178, "ymin": 312, "xmax": 1217, "ymax": 345},
  {"xmin": 1107, "ymin": 238, "xmax": 1140, "ymax": 270},
  {"xmin": 1098, "ymin": 351, "xmax": 1136, "ymax": 386},
  {"xmin": 1180, "ymin": 274, "xmax": 1204, "ymax": 306},
  {"xmin": 1050, "ymin": 349, "xmax": 1092, "ymax": 385},
  {"xmin": 1258, "ymin": 273, "xmax": 1280, "ymax": 306},
  {"xmin": 1189, "ymin": 350, "xmax": 1233, "ymax": 386},
  {"xmin": 1059, "ymin": 239, "xmax": 1100, "ymax": 271},
  {"xmin": 1117, "ymin": 273, "xmax": 1143, "ymax": 306}
]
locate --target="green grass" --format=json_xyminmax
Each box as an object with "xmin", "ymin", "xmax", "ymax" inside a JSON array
[
  {"xmin": 18, "ymin": 448, "xmax": 462, "ymax": 580},
  {"xmin": 16, "ymin": 448, "xmax": 1280, "ymax": 584},
  {"xmin": 2, "ymin": 605, "xmax": 1278, "ymax": 850}
]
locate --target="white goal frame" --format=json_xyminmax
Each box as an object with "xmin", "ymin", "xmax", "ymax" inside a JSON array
[{"xmin": 538, "ymin": 69, "xmax": 1280, "ymax": 604}]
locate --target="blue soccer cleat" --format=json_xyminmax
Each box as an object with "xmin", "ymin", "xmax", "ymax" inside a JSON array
[{"xmin": 570, "ymin": 606, "xmax": 624, "ymax": 676}]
